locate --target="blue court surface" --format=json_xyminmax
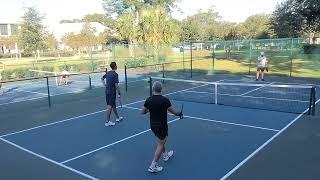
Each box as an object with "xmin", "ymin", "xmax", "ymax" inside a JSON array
[{"xmin": 0, "ymin": 84, "xmax": 309, "ymax": 180}]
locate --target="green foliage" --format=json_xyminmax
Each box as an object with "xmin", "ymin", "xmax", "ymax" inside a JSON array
[
  {"xmin": 1, "ymin": 70, "xmax": 14, "ymax": 80},
  {"xmin": 271, "ymin": 0, "xmax": 320, "ymax": 38},
  {"xmin": 41, "ymin": 66, "xmax": 54, "ymax": 72},
  {"xmin": 238, "ymin": 14, "xmax": 273, "ymax": 39},
  {"xmin": 303, "ymin": 44, "xmax": 320, "ymax": 54},
  {"xmin": 125, "ymin": 58, "xmax": 148, "ymax": 67},
  {"xmin": 18, "ymin": 7, "xmax": 48, "ymax": 55}
]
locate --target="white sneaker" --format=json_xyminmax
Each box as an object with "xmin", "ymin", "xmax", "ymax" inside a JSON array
[
  {"xmin": 116, "ymin": 117, "xmax": 123, "ymax": 122},
  {"xmin": 105, "ymin": 121, "xmax": 115, "ymax": 126},
  {"xmin": 148, "ymin": 165, "xmax": 163, "ymax": 173},
  {"xmin": 163, "ymin": 150, "xmax": 174, "ymax": 161}
]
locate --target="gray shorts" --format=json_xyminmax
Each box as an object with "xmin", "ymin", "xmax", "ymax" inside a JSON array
[{"xmin": 257, "ymin": 66, "xmax": 266, "ymax": 72}]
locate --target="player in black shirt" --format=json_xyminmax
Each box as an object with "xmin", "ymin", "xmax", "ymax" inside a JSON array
[{"xmin": 142, "ymin": 81, "xmax": 183, "ymax": 173}]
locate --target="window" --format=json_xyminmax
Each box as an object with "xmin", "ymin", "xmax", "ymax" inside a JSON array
[
  {"xmin": 0, "ymin": 24, "xmax": 8, "ymax": 35},
  {"xmin": 10, "ymin": 24, "xmax": 18, "ymax": 35}
]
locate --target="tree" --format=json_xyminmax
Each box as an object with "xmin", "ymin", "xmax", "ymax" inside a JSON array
[
  {"xmin": 45, "ymin": 32, "xmax": 58, "ymax": 51},
  {"xmin": 271, "ymin": 0, "xmax": 320, "ymax": 40},
  {"xmin": 238, "ymin": 14, "xmax": 273, "ymax": 39},
  {"xmin": 179, "ymin": 8, "xmax": 222, "ymax": 41},
  {"xmin": 59, "ymin": 19, "xmax": 82, "ymax": 24},
  {"xmin": 18, "ymin": 7, "xmax": 47, "ymax": 57},
  {"xmin": 116, "ymin": 13, "xmax": 138, "ymax": 57},
  {"xmin": 83, "ymin": 13, "xmax": 115, "ymax": 28},
  {"xmin": 138, "ymin": 6, "xmax": 178, "ymax": 59},
  {"xmin": 271, "ymin": 0, "xmax": 304, "ymax": 38},
  {"xmin": 79, "ymin": 23, "xmax": 98, "ymax": 53},
  {"xmin": 103, "ymin": 0, "xmax": 176, "ymax": 15}
]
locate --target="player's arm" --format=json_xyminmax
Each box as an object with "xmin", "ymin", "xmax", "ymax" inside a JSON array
[
  {"xmin": 101, "ymin": 76, "xmax": 106, "ymax": 86},
  {"xmin": 115, "ymin": 74, "xmax": 121, "ymax": 97},
  {"xmin": 115, "ymin": 83, "xmax": 121, "ymax": 97},
  {"xmin": 141, "ymin": 107, "xmax": 149, "ymax": 114},
  {"xmin": 168, "ymin": 106, "xmax": 183, "ymax": 117}
]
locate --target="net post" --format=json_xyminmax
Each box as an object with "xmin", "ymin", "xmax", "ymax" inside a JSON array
[
  {"xmin": 312, "ymin": 87, "xmax": 316, "ymax": 116},
  {"xmin": 308, "ymin": 87, "xmax": 313, "ymax": 115},
  {"xmin": 215, "ymin": 82, "xmax": 218, "ymax": 104},
  {"xmin": 46, "ymin": 77, "xmax": 51, "ymax": 108},
  {"xmin": 125, "ymin": 65, "xmax": 128, "ymax": 92},
  {"xmin": 149, "ymin": 77, "xmax": 152, "ymax": 97},
  {"xmin": 89, "ymin": 75, "xmax": 92, "ymax": 90}
]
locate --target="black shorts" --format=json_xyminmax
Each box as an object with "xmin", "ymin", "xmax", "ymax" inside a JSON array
[
  {"xmin": 257, "ymin": 67, "xmax": 266, "ymax": 72},
  {"xmin": 105, "ymin": 94, "xmax": 116, "ymax": 106},
  {"xmin": 151, "ymin": 125, "xmax": 168, "ymax": 140}
]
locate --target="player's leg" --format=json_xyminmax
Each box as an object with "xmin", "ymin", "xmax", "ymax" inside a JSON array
[
  {"xmin": 105, "ymin": 95, "xmax": 115, "ymax": 126},
  {"xmin": 110, "ymin": 95, "xmax": 123, "ymax": 122},
  {"xmin": 261, "ymin": 68, "xmax": 265, "ymax": 81},
  {"xmin": 256, "ymin": 68, "xmax": 261, "ymax": 80},
  {"xmin": 149, "ymin": 134, "xmax": 166, "ymax": 172}
]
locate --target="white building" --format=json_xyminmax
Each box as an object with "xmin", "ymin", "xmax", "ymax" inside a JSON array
[{"xmin": 0, "ymin": 18, "xmax": 19, "ymax": 54}]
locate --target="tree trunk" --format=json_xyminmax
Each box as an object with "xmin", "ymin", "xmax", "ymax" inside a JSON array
[{"xmin": 129, "ymin": 40, "xmax": 134, "ymax": 58}]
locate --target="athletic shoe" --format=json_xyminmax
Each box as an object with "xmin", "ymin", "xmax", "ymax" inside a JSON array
[
  {"xmin": 163, "ymin": 150, "xmax": 174, "ymax": 161},
  {"xmin": 261, "ymin": 79, "xmax": 265, "ymax": 81},
  {"xmin": 255, "ymin": 79, "xmax": 259, "ymax": 81},
  {"xmin": 105, "ymin": 121, "xmax": 115, "ymax": 126},
  {"xmin": 148, "ymin": 165, "xmax": 163, "ymax": 173},
  {"xmin": 116, "ymin": 117, "xmax": 123, "ymax": 122}
]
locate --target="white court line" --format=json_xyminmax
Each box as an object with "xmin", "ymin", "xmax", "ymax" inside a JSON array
[
  {"xmin": 0, "ymin": 89, "xmax": 86, "ymax": 106},
  {"xmin": 176, "ymin": 90, "xmax": 309, "ymax": 103},
  {"xmin": 220, "ymin": 98, "xmax": 320, "ymax": 180},
  {"xmin": 0, "ymin": 138, "xmax": 98, "ymax": 180},
  {"xmin": 61, "ymin": 118, "xmax": 181, "ymax": 164},
  {"xmin": 184, "ymin": 116, "xmax": 279, "ymax": 132},
  {"xmin": 5, "ymin": 88, "xmax": 47, "ymax": 95},
  {"xmin": 123, "ymin": 106, "xmax": 279, "ymax": 132},
  {"xmin": 240, "ymin": 83, "xmax": 274, "ymax": 96},
  {"xmin": 0, "ymin": 110, "xmax": 105, "ymax": 138}
]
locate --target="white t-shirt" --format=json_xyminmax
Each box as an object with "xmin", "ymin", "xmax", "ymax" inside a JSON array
[{"xmin": 258, "ymin": 56, "xmax": 267, "ymax": 67}]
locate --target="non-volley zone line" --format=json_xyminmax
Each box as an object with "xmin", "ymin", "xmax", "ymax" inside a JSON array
[{"xmin": 123, "ymin": 106, "xmax": 280, "ymax": 132}]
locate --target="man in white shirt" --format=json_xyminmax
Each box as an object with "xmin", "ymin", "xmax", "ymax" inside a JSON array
[{"xmin": 256, "ymin": 52, "xmax": 268, "ymax": 81}]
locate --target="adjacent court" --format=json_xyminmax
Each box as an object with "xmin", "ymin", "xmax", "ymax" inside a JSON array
[{"xmin": 0, "ymin": 76, "xmax": 318, "ymax": 180}]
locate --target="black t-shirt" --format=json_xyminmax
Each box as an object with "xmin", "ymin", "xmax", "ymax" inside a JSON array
[
  {"xmin": 144, "ymin": 95, "xmax": 172, "ymax": 127},
  {"xmin": 101, "ymin": 71, "xmax": 119, "ymax": 95}
]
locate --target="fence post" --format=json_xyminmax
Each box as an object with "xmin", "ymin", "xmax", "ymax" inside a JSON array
[
  {"xmin": 89, "ymin": 75, "xmax": 92, "ymax": 90},
  {"xmin": 182, "ymin": 42, "xmax": 185, "ymax": 71},
  {"xmin": 149, "ymin": 77, "xmax": 152, "ymax": 96},
  {"xmin": 249, "ymin": 40, "xmax": 252, "ymax": 74},
  {"xmin": 112, "ymin": 43, "xmax": 115, "ymax": 61},
  {"xmin": 46, "ymin": 77, "xmax": 51, "ymax": 108},
  {"xmin": 162, "ymin": 63, "xmax": 165, "ymax": 79},
  {"xmin": 190, "ymin": 41, "xmax": 193, "ymax": 78},
  {"xmin": 125, "ymin": 65, "xmax": 128, "ymax": 92},
  {"xmin": 212, "ymin": 41, "xmax": 215, "ymax": 73}
]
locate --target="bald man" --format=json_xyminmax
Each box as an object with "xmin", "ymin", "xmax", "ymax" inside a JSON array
[{"xmin": 141, "ymin": 81, "xmax": 183, "ymax": 173}]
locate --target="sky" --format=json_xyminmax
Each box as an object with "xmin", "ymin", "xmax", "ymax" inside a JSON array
[{"xmin": 0, "ymin": 0, "xmax": 284, "ymax": 29}]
